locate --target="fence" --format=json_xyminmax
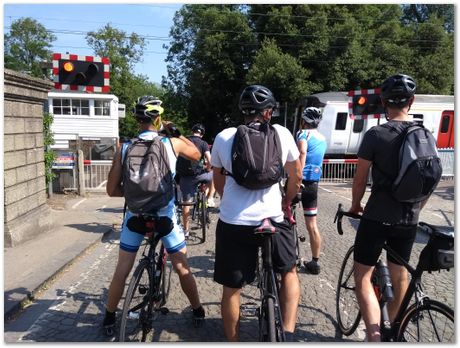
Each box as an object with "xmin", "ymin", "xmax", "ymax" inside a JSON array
[
  {"xmin": 320, "ymin": 148, "xmax": 454, "ymax": 184},
  {"xmin": 80, "ymin": 148, "xmax": 454, "ymax": 191},
  {"xmin": 83, "ymin": 160, "xmax": 112, "ymax": 192}
]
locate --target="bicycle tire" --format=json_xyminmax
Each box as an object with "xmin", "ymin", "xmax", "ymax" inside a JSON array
[
  {"xmin": 258, "ymin": 296, "xmax": 277, "ymax": 342},
  {"xmin": 160, "ymin": 255, "xmax": 172, "ymax": 306},
  {"xmin": 119, "ymin": 260, "xmax": 153, "ymax": 342},
  {"xmin": 336, "ymin": 245, "xmax": 361, "ymax": 336},
  {"xmin": 397, "ymin": 299, "xmax": 454, "ymax": 342},
  {"xmin": 199, "ymin": 192, "xmax": 207, "ymax": 243}
]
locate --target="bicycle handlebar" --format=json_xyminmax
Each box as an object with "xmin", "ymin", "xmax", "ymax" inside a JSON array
[{"xmin": 334, "ymin": 203, "xmax": 362, "ymax": 235}]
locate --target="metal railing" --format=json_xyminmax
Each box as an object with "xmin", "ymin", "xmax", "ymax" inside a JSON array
[
  {"xmin": 80, "ymin": 148, "xmax": 454, "ymax": 190},
  {"xmin": 83, "ymin": 160, "xmax": 112, "ymax": 192}
]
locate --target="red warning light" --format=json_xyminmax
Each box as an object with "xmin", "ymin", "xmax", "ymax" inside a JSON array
[{"xmin": 63, "ymin": 62, "xmax": 74, "ymax": 72}]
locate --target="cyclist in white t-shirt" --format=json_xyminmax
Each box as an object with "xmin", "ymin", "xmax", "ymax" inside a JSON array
[{"xmin": 211, "ymin": 85, "xmax": 302, "ymax": 342}]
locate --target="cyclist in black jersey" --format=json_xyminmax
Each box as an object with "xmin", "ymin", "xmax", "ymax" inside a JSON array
[{"xmin": 348, "ymin": 74, "xmax": 434, "ymax": 341}]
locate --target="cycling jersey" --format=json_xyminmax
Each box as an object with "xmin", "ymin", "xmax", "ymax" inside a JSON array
[{"xmin": 296, "ymin": 129, "xmax": 327, "ymax": 182}]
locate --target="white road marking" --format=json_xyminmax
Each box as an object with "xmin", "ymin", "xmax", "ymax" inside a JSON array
[{"xmin": 71, "ymin": 198, "xmax": 87, "ymax": 209}]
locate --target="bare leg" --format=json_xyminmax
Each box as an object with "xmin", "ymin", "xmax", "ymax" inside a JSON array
[
  {"xmin": 387, "ymin": 260, "xmax": 409, "ymax": 322},
  {"xmin": 304, "ymin": 215, "xmax": 321, "ymax": 258},
  {"xmin": 354, "ymin": 261, "xmax": 381, "ymax": 342},
  {"xmin": 221, "ymin": 286, "xmax": 241, "ymax": 341},
  {"xmin": 279, "ymin": 266, "xmax": 300, "ymax": 332},
  {"xmin": 169, "ymin": 247, "xmax": 201, "ymax": 309},
  {"xmin": 106, "ymin": 249, "xmax": 137, "ymax": 312}
]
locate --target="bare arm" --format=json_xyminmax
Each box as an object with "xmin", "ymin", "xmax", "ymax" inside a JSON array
[
  {"xmin": 213, "ymin": 167, "xmax": 225, "ymax": 198},
  {"xmin": 170, "ymin": 136, "xmax": 201, "ymax": 162},
  {"xmin": 349, "ymin": 157, "xmax": 372, "ymax": 214},
  {"xmin": 297, "ymin": 139, "xmax": 307, "ymax": 173},
  {"xmin": 282, "ymin": 158, "xmax": 302, "ymax": 211},
  {"xmin": 204, "ymin": 150, "xmax": 212, "ymax": 171},
  {"xmin": 106, "ymin": 146, "xmax": 124, "ymax": 197}
]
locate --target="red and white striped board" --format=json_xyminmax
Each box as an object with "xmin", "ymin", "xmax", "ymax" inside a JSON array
[
  {"xmin": 348, "ymin": 88, "xmax": 385, "ymax": 120},
  {"xmin": 322, "ymin": 159, "xmax": 358, "ymax": 164},
  {"xmin": 52, "ymin": 53, "xmax": 110, "ymax": 93}
]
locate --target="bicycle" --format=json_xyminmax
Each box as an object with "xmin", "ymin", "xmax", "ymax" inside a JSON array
[
  {"xmin": 190, "ymin": 180, "xmax": 210, "ymax": 243},
  {"xmin": 334, "ymin": 203, "xmax": 454, "ymax": 342},
  {"xmin": 242, "ymin": 218, "xmax": 286, "ymax": 342},
  {"xmin": 118, "ymin": 214, "xmax": 173, "ymax": 342}
]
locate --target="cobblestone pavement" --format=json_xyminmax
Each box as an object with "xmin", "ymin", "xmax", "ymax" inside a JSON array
[{"xmin": 5, "ymin": 182, "xmax": 454, "ymax": 342}]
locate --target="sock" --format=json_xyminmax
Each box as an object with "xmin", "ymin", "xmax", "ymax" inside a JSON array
[
  {"xmin": 103, "ymin": 309, "xmax": 116, "ymax": 326},
  {"xmin": 192, "ymin": 305, "xmax": 205, "ymax": 318},
  {"xmin": 284, "ymin": 331, "xmax": 295, "ymax": 342},
  {"xmin": 313, "ymin": 257, "xmax": 319, "ymax": 263}
]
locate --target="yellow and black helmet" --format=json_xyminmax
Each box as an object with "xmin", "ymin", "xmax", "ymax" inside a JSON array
[{"xmin": 134, "ymin": 95, "xmax": 164, "ymax": 120}]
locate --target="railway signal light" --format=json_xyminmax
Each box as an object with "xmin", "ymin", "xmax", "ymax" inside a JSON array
[
  {"xmin": 351, "ymin": 93, "xmax": 385, "ymax": 116},
  {"xmin": 58, "ymin": 60, "xmax": 104, "ymax": 87}
]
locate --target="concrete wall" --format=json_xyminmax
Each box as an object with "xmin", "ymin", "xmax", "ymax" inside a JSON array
[{"xmin": 4, "ymin": 69, "xmax": 54, "ymax": 247}]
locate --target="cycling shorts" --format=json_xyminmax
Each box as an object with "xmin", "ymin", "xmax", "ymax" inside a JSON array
[
  {"xmin": 213, "ymin": 218, "xmax": 296, "ymax": 289},
  {"xmin": 354, "ymin": 218, "xmax": 417, "ymax": 266},
  {"xmin": 120, "ymin": 210, "xmax": 186, "ymax": 254},
  {"xmin": 179, "ymin": 171, "xmax": 213, "ymax": 201},
  {"xmin": 301, "ymin": 180, "xmax": 319, "ymax": 216}
]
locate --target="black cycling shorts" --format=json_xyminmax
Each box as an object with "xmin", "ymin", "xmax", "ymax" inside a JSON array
[
  {"xmin": 301, "ymin": 180, "xmax": 319, "ymax": 216},
  {"xmin": 354, "ymin": 218, "xmax": 417, "ymax": 266},
  {"xmin": 214, "ymin": 219, "xmax": 296, "ymax": 289}
]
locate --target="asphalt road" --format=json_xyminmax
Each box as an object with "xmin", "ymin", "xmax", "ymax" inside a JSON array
[{"xmin": 4, "ymin": 181, "xmax": 455, "ymax": 342}]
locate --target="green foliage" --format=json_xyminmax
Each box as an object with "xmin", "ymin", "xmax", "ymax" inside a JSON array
[
  {"xmin": 4, "ymin": 17, "xmax": 56, "ymax": 77},
  {"xmin": 43, "ymin": 112, "xmax": 56, "ymax": 186}
]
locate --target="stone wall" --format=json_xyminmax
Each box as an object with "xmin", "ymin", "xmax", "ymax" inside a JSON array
[{"xmin": 4, "ymin": 69, "xmax": 54, "ymax": 247}]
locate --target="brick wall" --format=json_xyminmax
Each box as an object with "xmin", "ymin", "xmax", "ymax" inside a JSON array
[{"xmin": 4, "ymin": 69, "xmax": 54, "ymax": 247}]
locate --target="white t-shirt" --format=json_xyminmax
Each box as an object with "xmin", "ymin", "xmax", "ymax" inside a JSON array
[{"xmin": 211, "ymin": 124, "xmax": 299, "ymax": 225}]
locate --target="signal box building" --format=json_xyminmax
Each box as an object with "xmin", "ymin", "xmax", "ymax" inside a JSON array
[{"xmin": 48, "ymin": 53, "xmax": 124, "ymax": 191}]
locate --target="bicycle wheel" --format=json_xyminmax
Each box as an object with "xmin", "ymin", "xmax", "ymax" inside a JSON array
[
  {"xmin": 119, "ymin": 260, "xmax": 153, "ymax": 342},
  {"xmin": 397, "ymin": 299, "xmax": 454, "ymax": 342},
  {"xmin": 259, "ymin": 296, "xmax": 277, "ymax": 342},
  {"xmin": 336, "ymin": 246, "xmax": 361, "ymax": 336},
  {"xmin": 160, "ymin": 254, "xmax": 172, "ymax": 306},
  {"xmin": 199, "ymin": 192, "xmax": 207, "ymax": 243}
]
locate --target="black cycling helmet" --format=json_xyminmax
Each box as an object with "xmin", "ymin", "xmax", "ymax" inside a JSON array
[
  {"xmin": 301, "ymin": 107, "xmax": 322, "ymax": 128},
  {"xmin": 192, "ymin": 123, "xmax": 205, "ymax": 135},
  {"xmin": 239, "ymin": 85, "xmax": 276, "ymax": 115},
  {"xmin": 380, "ymin": 74, "xmax": 416, "ymax": 107},
  {"xmin": 134, "ymin": 95, "xmax": 164, "ymax": 120}
]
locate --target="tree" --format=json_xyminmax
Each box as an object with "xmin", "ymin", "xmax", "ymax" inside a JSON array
[
  {"xmin": 4, "ymin": 17, "xmax": 56, "ymax": 77},
  {"xmin": 86, "ymin": 24, "xmax": 169, "ymax": 138},
  {"xmin": 164, "ymin": 5, "xmax": 256, "ymax": 137}
]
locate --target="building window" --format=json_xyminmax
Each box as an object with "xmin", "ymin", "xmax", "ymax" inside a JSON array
[
  {"xmin": 335, "ymin": 112, "xmax": 347, "ymax": 130},
  {"xmin": 52, "ymin": 98, "xmax": 89, "ymax": 116},
  {"xmin": 94, "ymin": 100, "xmax": 110, "ymax": 116}
]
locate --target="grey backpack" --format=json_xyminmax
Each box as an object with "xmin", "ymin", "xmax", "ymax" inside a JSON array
[
  {"xmin": 122, "ymin": 136, "xmax": 174, "ymax": 214},
  {"xmin": 386, "ymin": 125, "xmax": 442, "ymax": 203}
]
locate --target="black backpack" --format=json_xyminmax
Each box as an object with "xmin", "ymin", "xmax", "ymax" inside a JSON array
[
  {"xmin": 378, "ymin": 125, "xmax": 442, "ymax": 203},
  {"xmin": 122, "ymin": 136, "xmax": 174, "ymax": 214},
  {"xmin": 176, "ymin": 155, "xmax": 203, "ymax": 176},
  {"xmin": 226, "ymin": 123, "xmax": 284, "ymax": 190}
]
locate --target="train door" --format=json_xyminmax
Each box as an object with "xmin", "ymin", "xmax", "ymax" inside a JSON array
[{"xmin": 437, "ymin": 110, "xmax": 454, "ymax": 148}]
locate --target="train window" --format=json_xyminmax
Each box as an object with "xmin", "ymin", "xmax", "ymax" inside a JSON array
[
  {"xmin": 410, "ymin": 114, "xmax": 424, "ymax": 125},
  {"xmin": 335, "ymin": 113, "xmax": 347, "ymax": 130},
  {"xmin": 440, "ymin": 115, "xmax": 450, "ymax": 133},
  {"xmin": 353, "ymin": 119, "xmax": 364, "ymax": 133}
]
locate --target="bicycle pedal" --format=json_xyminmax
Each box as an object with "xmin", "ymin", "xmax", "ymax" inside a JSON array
[
  {"xmin": 240, "ymin": 303, "xmax": 259, "ymax": 317},
  {"xmin": 299, "ymin": 235, "xmax": 306, "ymax": 242}
]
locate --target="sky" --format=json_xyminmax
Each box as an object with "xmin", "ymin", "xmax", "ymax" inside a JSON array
[{"xmin": 3, "ymin": 2, "xmax": 183, "ymax": 85}]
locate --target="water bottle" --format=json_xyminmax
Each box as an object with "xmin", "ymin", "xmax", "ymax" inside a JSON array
[{"xmin": 377, "ymin": 260, "xmax": 394, "ymax": 302}]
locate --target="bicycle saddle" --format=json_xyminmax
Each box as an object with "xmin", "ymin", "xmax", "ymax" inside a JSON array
[
  {"xmin": 254, "ymin": 218, "xmax": 278, "ymax": 235},
  {"xmin": 127, "ymin": 215, "xmax": 173, "ymax": 237}
]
